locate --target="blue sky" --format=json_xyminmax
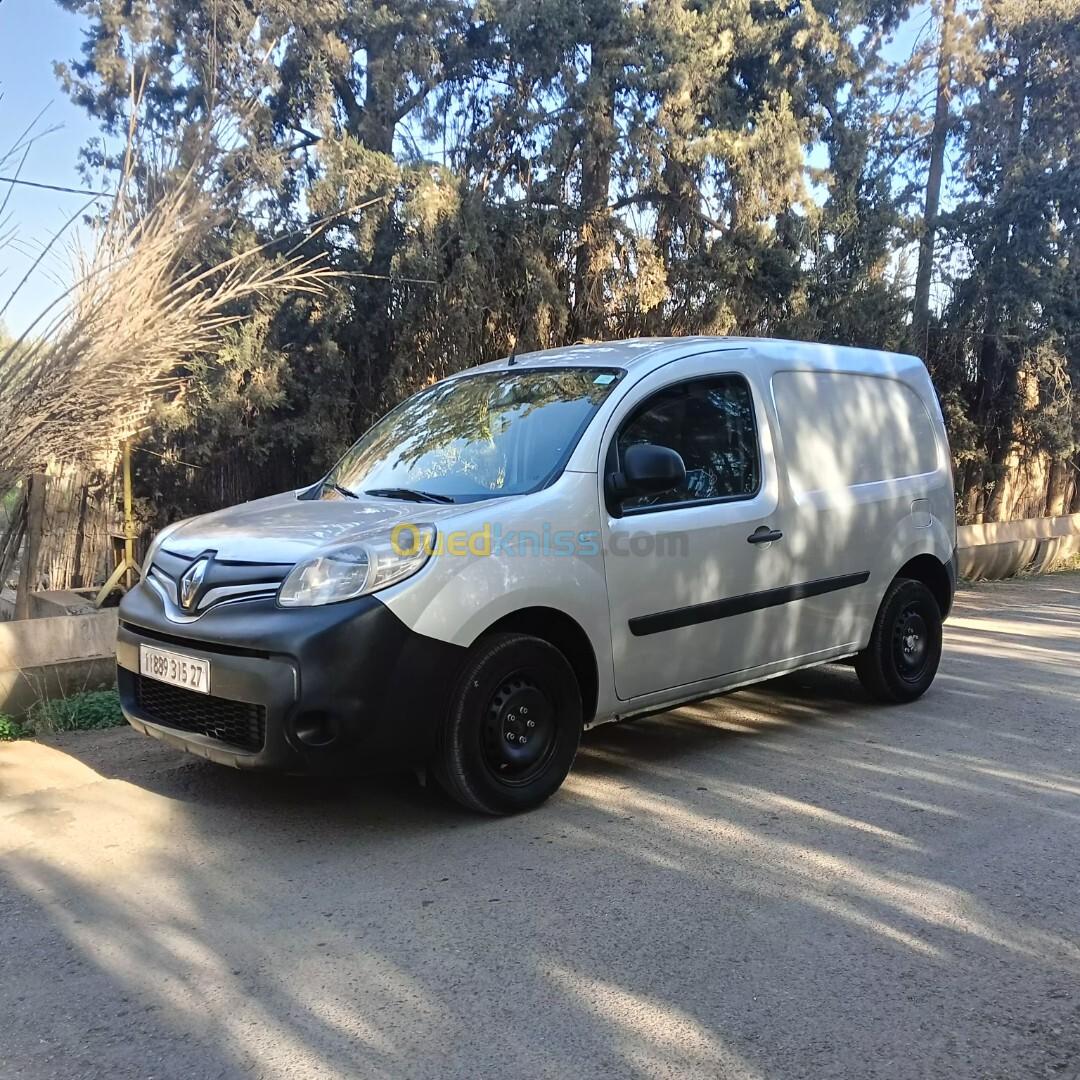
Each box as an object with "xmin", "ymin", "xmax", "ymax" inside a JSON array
[
  {"xmin": 0, "ymin": 1, "xmax": 930, "ymax": 340},
  {"xmin": 0, "ymin": 0, "xmax": 98, "ymax": 338}
]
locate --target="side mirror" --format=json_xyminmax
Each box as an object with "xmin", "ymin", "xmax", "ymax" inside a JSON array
[{"xmin": 608, "ymin": 443, "xmax": 686, "ymax": 503}]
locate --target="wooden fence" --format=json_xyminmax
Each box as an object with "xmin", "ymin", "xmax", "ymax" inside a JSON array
[{"xmin": 1, "ymin": 459, "xmax": 123, "ymax": 597}]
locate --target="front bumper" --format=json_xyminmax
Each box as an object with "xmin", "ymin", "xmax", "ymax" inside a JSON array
[{"xmin": 117, "ymin": 581, "xmax": 465, "ymax": 773}]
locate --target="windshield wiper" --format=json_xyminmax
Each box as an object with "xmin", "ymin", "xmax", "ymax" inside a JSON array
[
  {"xmin": 365, "ymin": 487, "xmax": 455, "ymax": 504},
  {"xmin": 323, "ymin": 480, "xmax": 359, "ymax": 500}
]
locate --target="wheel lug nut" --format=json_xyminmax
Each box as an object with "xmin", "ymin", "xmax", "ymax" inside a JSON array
[
  {"xmin": 519, "ymin": 735, "xmax": 527, "ymax": 744},
  {"xmin": 506, "ymin": 732, "xmax": 515, "ymax": 742},
  {"xmin": 526, "ymin": 719, "xmax": 535, "ymax": 728}
]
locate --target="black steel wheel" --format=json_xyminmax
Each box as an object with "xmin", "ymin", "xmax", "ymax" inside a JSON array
[
  {"xmin": 481, "ymin": 673, "xmax": 559, "ymax": 785},
  {"xmin": 433, "ymin": 632, "xmax": 582, "ymax": 814},
  {"xmin": 856, "ymin": 577, "xmax": 943, "ymax": 703},
  {"xmin": 893, "ymin": 603, "xmax": 932, "ymax": 684}
]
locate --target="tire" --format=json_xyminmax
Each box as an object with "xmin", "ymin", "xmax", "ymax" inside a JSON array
[
  {"xmin": 855, "ymin": 577, "xmax": 943, "ymax": 703},
  {"xmin": 432, "ymin": 632, "xmax": 582, "ymax": 814}
]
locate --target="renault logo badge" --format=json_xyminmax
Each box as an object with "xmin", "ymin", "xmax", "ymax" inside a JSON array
[{"xmin": 179, "ymin": 557, "xmax": 210, "ymax": 613}]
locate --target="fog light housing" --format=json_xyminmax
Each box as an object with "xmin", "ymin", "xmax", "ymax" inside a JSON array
[{"xmin": 292, "ymin": 710, "xmax": 338, "ymax": 748}]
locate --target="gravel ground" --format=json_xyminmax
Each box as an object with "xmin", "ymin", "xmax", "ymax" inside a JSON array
[{"xmin": 1, "ymin": 573, "xmax": 1078, "ymax": 1080}]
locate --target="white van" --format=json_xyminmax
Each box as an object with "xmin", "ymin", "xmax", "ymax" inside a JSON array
[{"xmin": 117, "ymin": 337, "xmax": 957, "ymax": 813}]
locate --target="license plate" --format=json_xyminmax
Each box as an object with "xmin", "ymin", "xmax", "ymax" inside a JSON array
[{"xmin": 139, "ymin": 644, "xmax": 210, "ymax": 694}]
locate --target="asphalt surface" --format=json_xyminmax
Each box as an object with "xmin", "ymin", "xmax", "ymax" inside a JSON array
[{"xmin": 2, "ymin": 573, "xmax": 1078, "ymax": 1080}]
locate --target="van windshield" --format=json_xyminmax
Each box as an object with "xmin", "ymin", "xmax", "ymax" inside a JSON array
[{"xmin": 321, "ymin": 368, "xmax": 624, "ymax": 503}]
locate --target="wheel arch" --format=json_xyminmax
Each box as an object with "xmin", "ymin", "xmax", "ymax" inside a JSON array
[
  {"xmin": 895, "ymin": 553, "xmax": 954, "ymax": 619},
  {"xmin": 478, "ymin": 607, "xmax": 599, "ymax": 725}
]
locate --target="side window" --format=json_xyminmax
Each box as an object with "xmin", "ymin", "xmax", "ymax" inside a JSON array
[{"xmin": 616, "ymin": 375, "xmax": 761, "ymax": 511}]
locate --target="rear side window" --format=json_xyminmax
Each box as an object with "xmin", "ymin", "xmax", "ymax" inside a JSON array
[
  {"xmin": 771, "ymin": 371, "xmax": 939, "ymax": 494},
  {"xmin": 616, "ymin": 375, "xmax": 760, "ymax": 511}
]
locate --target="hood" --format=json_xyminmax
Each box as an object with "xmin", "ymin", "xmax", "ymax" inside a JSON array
[{"xmin": 163, "ymin": 490, "xmax": 479, "ymax": 564}]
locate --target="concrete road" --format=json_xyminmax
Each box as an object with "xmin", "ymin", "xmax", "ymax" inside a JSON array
[{"xmin": 2, "ymin": 574, "xmax": 1078, "ymax": 1080}]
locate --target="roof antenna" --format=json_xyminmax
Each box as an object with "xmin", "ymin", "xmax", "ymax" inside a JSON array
[{"xmin": 507, "ymin": 259, "xmax": 531, "ymax": 366}]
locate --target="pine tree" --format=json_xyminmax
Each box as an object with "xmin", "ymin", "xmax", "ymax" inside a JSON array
[
  {"xmin": 49, "ymin": 0, "xmax": 1080, "ymax": 526},
  {"xmin": 910, "ymin": 0, "xmax": 958, "ymax": 359},
  {"xmin": 938, "ymin": 0, "xmax": 1080, "ymax": 519}
]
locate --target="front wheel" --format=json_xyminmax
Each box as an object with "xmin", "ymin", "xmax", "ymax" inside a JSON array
[
  {"xmin": 855, "ymin": 577, "xmax": 943, "ymax": 703},
  {"xmin": 432, "ymin": 633, "xmax": 582, "ymax": 814}
]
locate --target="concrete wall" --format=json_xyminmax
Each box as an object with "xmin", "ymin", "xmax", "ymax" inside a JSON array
[
  {"xmin": 0, "ymin": 609, "xmax": 118, "ymax": 717},
  {"xmin": 957, "ymin": 512, "xmax": 1080, "ymax": 581}
]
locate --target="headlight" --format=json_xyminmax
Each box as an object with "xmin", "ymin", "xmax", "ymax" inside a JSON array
[
  {"xmin": 278, "ymin": 526, "xmax": 435, "ymax": 607},
  {"xmin": 142, "ymin": 519, "xmax": 188, "ymax": 574}
]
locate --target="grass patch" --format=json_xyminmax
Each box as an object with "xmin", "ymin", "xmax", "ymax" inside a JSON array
[{"xmin": 24, "ymin": 689, "xmax": 125, "ymax": 735}]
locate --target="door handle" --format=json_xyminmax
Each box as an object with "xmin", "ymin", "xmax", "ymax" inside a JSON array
[{"xmin": 747, "ymin": 526, "xmax": 783, "ymax": 544}]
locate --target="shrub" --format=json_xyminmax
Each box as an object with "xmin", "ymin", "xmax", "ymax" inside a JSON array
[
  {"xmin": 26, "ymin": 690, "xmax": 125, "ymax": 734},
  {"xmin": 0, "ymin": 714, "xmax": 26, "ymax": 740}
]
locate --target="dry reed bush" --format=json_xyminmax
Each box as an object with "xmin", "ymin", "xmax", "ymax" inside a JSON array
[{"xmin": 0, "ymin": 132, "xmax": 343, "ymax": 493}]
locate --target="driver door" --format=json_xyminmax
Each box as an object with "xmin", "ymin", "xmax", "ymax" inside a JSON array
[{"xmin": 601, "ymin": 356, "xmax": 793, "ymax": 700}]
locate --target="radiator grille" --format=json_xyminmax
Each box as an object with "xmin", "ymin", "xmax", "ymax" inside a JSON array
[{"xmin": 135, "ymin": 676, "xmax": 266, "ymax": 752}]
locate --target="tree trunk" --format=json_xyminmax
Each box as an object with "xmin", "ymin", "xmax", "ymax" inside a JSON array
[
  {"xmin": 1045, "ymin": 458, "xmax": 1071, "ymax": 518},
  {"xmin": 14, "ymin": 473, "xmax": 47, "ymax": 620},
  {"xmin": 979, "ymin": 44, "xmax": 1030, "ymax": 522},
  {"xmin": 982, "ymin": 349, "xmax": 1025, "ymax": 522},
  {"xmin": 647, "ymin": 162, "xmax": 677, "ymax": 337},
  {"xmin": 962, "ymin": 462, "xmax": 986, "ymax": 523},
  {"xmin": 347, "ymin": 23, "xmax": 402, "ymax": 426},
  {"xmin": 362, "ymin": 27, "xmax": 396, "ymax": 157},
  {"xmin": 910, "ymin": 0, "xmax": 956, "ymax": 360},
  {"xmin": 0, "ymin": 487, "xmax": 27, "ymax": 592},
  {"xmin": 573, "ymin": 22, "xmax": 619, "ymax": 342}
]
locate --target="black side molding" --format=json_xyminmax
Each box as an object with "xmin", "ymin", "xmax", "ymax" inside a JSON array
[{"xmin": 629, "ymin": 571, "xmax": 871, "ymax": 637}]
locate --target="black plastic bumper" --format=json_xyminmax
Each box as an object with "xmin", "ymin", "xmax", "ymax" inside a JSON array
[
  {"xmin": 945, "ymin": 545, "xmax": 958, "ymax": 617},
  {"xmin": 116, "ymin": 582, "xmax": 466, "ymax": 773}
]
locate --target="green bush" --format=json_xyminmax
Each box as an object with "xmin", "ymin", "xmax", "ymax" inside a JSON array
[
  {"xmin": 0, "ymin": 714, "xmax": 26, "ymax": 741},
  {"xmin": 26, "ymin": 690, "xmax": 125, "ymax": 734}
]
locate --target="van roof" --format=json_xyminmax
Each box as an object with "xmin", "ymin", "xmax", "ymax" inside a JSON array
[{"xmin": 467, "ymin": 336, "xmax": 925, "ymax": 379}]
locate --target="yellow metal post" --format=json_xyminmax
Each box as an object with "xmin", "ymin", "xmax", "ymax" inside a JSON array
[
  {"xmin": 95, "ymin": 437, "xmax": 142, "ymax": 606},
  {"xmin": 122, "ymin": 437, "xmax": 135, "ymax": 589}
]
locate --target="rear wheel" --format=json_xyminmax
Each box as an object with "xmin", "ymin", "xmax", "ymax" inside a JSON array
[
  {"xmin": 433, "ymin": 633, "xmax": 582, "ymax": 814},
  {"xmin": 855, "ymin": 577, "xmax": 943, "ymax": 703}
]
